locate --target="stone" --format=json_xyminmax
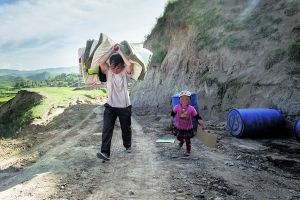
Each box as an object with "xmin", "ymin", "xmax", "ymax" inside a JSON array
[{"xmin": 177, "ymin": 189, "xmax": 184, "ymax": 193}]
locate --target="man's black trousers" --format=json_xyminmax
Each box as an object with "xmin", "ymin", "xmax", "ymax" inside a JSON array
[{"xmin": 101, "ymin": 103, "xmax": 132, "ymax": 156}]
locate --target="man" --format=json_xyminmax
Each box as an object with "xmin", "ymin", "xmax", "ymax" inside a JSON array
[{"xmin": 96, "ymin": 44, "xmax": 133, "ymax": 161}]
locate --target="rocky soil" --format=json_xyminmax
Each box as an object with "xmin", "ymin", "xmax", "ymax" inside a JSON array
[{"xmin": 0, "ymin": 103, "xmax": 299, "ymax": 200}]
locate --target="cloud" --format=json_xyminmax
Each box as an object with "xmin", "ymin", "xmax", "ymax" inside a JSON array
[{"xmin": 0, "ymin": 0, "xmax": 168, "ymax": 70}]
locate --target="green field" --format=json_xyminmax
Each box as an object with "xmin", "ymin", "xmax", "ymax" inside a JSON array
[
  {"xmin": 0, "ymin": 84, "xmax": 17, "ymax": 103},
  {"xmin": 0, "ymin": 86, "xmax": 106, "ymax": 138},
  {"xmin": 0, "ymin": 86, "xmax": 107, "ymax": 118},
  {"xmin": 25, "ymin": 87, "xmax": 106, "ymax": 118}
]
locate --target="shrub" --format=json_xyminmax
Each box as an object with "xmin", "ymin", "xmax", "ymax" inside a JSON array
[
  {"xmin": 187, "ymin": 8, "xmax": 220, "ymax": 50},
  {"xmin": 150, "ymin": 42, "xmax": 168, "ymax": 67},
  {"xmin": 223, "ymin": 35, "xmax": 252, "ymax": 51},
  {"xmin": 224, "ymin": 22, "xmax": 242, "ymax": 32},
  {"xmin": 287, "ymin": 42, "xmax": 300, "ymax": 62},
  {"xmin": 265, "ymin": 49, "xmax": 286, "ymax": 70},
  {"xmin": 285, "ymin": 0, "xmax": 299, "ymax": 16},
  {"xmin": 259, "ymin": 26, "xmax": 278, "ymax": 38}
]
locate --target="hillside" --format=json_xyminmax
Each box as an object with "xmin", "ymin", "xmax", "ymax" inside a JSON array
[
  {"xmin": 0, "ymin": 67, "xmax": 80, "ymax": 88},
  {"xmin": 0, "ymin": 88, "xmax": 105, "ymax": 138},
  {"xmin": 0, "ymin": 67, "xmax": 79, "ymax": 76},
  {"xmin": 0, "ymin": 67, "xmax": 79, "ymax": 83},
  {"xmin": 0, "ymin": 90, "xmax": 43, "ymax": 137},
  {"xmin": 131, "ymin": 0, "xmax": 300, "ymax": 122},
  {"xmin": 26, "ymin": 72, "xmax": 52, "ymax": 81}
]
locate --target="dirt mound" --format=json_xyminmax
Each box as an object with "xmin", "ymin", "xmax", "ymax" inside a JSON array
[{"xmin": 0, "ymin": 90, "xmax": 43, "ymax": 138}]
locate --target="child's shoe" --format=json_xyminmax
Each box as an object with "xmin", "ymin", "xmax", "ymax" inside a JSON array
[{"xmin": 178, "ymin": 141, "xmax": 184, "ymax": 150}]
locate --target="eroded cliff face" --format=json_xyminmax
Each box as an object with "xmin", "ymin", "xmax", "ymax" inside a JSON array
[
  {"xmin": 0, "ymin": 90, "xmax": 43, "ymax": 137},
  {"xmin": 131, "ymin": 0, "xmax": 300, "ymax": 121}
]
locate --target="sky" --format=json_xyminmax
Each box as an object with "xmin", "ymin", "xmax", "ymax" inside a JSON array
[{"xmin": 0, "ymin": 0, "xmax": 168, "ymax": 70}]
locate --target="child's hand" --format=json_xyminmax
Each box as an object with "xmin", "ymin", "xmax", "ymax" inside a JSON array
[
  {"xmin": 198, "ymin": 119, "xmax": 205, "ymax": 128},
  {"xmin": 170, "ymin": 117, "xmax": 174, "ymax": 129}
]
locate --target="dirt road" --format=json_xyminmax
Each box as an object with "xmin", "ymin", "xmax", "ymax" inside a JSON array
[{"xmin": 0, "ymin": 104, "xmax": 300, "ymax": 200}]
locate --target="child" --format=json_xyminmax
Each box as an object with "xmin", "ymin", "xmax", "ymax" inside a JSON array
[{"xmin": 171, "ymin": 90, "xmax": 205, "ymax": 156}]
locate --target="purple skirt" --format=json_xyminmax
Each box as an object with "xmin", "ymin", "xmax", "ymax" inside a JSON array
[{"xmin": 174, "ymin": 128, "xmax": 195, "ymax": 138}]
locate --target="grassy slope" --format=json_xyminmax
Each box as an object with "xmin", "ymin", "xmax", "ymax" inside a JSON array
[
  {"xmin": 25, "ymin": 87, "xmax": 106, "ymax": 118},
  {"xmin": 0, "ymin": 87, "xmax": 106, "ymax": 137},
  {"xmin": 148, "ymin": 0, "xmax": 300, "ymax": 68}
]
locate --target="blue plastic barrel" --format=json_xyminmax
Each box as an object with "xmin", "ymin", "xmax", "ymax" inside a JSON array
[
  {"xmin": 294, "ymin": 118, "xmax": 300, "ymax": 141},
  {"xmin": 171, "ymin": 92, "xmax": 199, "ymax": 130},
  {"xmin": 227, "ymin": 108, "xmax": 285, "ymax": 138}
]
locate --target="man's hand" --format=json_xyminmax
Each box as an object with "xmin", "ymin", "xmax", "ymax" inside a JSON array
[{"xmin": 113, "ymin": 44, "xmax": 120, "ymax": 52}]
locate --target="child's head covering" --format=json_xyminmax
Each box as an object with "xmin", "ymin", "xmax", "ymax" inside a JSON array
[{"xmin": 179, "ymin": 90, "xmax": 191, "ymax": 97}]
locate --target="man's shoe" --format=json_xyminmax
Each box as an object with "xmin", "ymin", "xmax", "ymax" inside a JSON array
[
  {"xmin": 125, "ymin": 147, "xmax": 132, "ymax": 153},
  {"xmin": 184, "ymin": 152, "xmax": 190, "ymax": 156},
  {"xmin": 97, "ymin": 152, "xmax": 110, "ymax": 161}
]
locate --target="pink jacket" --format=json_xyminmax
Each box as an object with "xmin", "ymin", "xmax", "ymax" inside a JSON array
[{"xmin": 173, "ymin": 104, "xmax": 197, "ymax": 130}]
